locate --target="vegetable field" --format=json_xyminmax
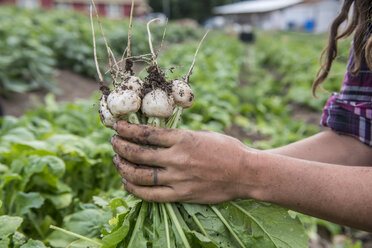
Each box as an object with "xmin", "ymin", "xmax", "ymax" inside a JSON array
[{"xmin": 0, "ymin": 6, "xmax": 367, "ymax": 248}]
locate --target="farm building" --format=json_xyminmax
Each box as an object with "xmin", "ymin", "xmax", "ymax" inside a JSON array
[
  {"xmin": 0, "ymin": 0, "xmax": 149, "ymax": 18},
  {"xmin": 214, "ymin": 0, "xmax": 343, "ymax": 33}
]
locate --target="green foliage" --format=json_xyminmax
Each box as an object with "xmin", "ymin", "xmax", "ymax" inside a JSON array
[
  {"xmin": 158, "ymin": 32, "xmax": 244, "ymax": 132},
  {"xmin": 0, "ymin": 94, "xmax": 118, "ymax": 245},
  {"xmin": 50, "ymin": 191, "xmax": 307, "ymax": 248},
  {"xmin": 0, "ymin": 30, "xmax": 313, "ymax": 246},
  {"xmin": 253, "ymin": 31, "xmax": 350, "ymax": 111},
  {"xmin": 1, "ymin": 27, "xmax": 354, "ymax": 245},
  {"xmin": 0, "ymin": 7, "xmax": 201, "ymax": 95},
  {"xmin": 231, "ymin": 31, "xmax": 350, "ymax": 149}
]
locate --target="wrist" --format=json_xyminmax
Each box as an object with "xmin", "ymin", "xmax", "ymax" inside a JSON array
[{"xmin": 235, "ymin": 148, "xmax": 271, "ymax": 202}]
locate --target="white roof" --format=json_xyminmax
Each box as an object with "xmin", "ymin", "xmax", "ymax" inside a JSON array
[{"xmin": 214, "ymin": 0, "xmax": 303, "ymax": 15}]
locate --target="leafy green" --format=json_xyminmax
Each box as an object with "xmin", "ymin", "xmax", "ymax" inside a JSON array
[
  {"xmin": 0, "ymin": 216, "xmax": 23, "ymax": 237},
  {"xmin": 0, "ymin": 27, "xmax": 326, "ymax": 247},
  {"xmin": 0, "ymin": 7, "xmax": 202, "ymax": 95},
  {"xmin": 20, "ymin": 239, "xmax": 47, "ymax": 248},
  {"xmin": 15, "ymin": 192, "xmax": 44, "ymax": 216}
]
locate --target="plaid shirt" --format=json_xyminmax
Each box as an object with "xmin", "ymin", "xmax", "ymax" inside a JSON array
[{"xmin": 321, "ymin": 46, "xmax": 372, "ymax": 146}]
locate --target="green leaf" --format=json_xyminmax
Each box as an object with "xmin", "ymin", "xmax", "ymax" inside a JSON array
[
  {"xmin": 15, "ymin": 192, "xmax": 45, "ymax": 215},
  {"xmin": 0, "ymin": 236, "xmax": 10, "ymax": 248},
  {"xmin": 67, "ymin": 239, "xmax": 100, "ymax": 248},
  {"xmin": 64, "ymin": 209, "xmax": 111, "ymax": 238},
  {"xmin": 43, "ymin": 193, "xmax": 72, "ymax": 209},
  {"xmin": 20, "ymin": 239, "xmax": 47, "ymax": 248},
  {"xmin": 12, "ymin": 231, "xmax": 27, "ymax": 247},
  {"xmin": 101, "ymin": 201, "xmax": 142, "ymax": 248},
  {"xmin": 93, "ymin": 196, "xmax": 109, "ymax": 208},
  {"xmin": 221, "ymin": 200, "xmax": 309, "ymax": 248},
  {"xmin": 185, "ymin": 230, "xmax": 218, "ymax": 248},
  {"xmin": 181, "ymin": 203, "xmax": 238, "ymax": 248},
  {"xmin": 48, "ymin": 209, "xmax": 110, "ymax": 248},
  {"xmin": 1, "ymin": 127, "xmax": 35, "ymax": 143},
  {"xmin": 153, "ymin": 203, "xmax": 175, "ymax": 248},
  {"xmin": 0, "ymin": 215, "xmax": 23, "ymax": 237},
  {"xmin": 127, "ymin": 201, "xmax": 149, "ymax": 248}
]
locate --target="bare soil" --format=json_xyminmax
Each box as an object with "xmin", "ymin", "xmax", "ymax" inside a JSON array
[
  {"xmin": 0, "ymin": 70, "xmax": 101, "ymax": 117},
  {"xmin": 225, "ymin": 123, "xmax": 268, "ymax": 142}
]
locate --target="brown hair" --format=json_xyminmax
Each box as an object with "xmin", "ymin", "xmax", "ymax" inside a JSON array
[{"xmin": 312, "ymin": 0, "xmax": 372, "ymax": 97}]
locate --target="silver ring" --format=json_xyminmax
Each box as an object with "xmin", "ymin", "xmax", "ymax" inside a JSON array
[{"xmin": 153, "ymin": 168, "xmax": 158, "ymax": 186}]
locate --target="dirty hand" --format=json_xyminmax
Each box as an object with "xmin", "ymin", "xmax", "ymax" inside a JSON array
[{"xmin": 111, "ymin": 121, "xmax": 260, "ymax": 204}]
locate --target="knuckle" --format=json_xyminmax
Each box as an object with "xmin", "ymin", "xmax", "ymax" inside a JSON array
[
  {"xmin": 178, "ymin": 153, "xmax": 193, "ymax": 168},
  {"xmin": 182, "ymin": 131, "xmax": 194, "ymax": 143},
  {"xmin": 180, "ymin": 188, "xmax": 194, "ymax": 202},
  {"xmin": 124, "ymin": 184, "xmax": 136, "ymax": 196},
  {"xmin": 181, "ymin": 187, "xmax": 193, "ymax": 199},
  {"xmin": 132, "ymin": 172, "xmax": 145, "ymax": 184}
]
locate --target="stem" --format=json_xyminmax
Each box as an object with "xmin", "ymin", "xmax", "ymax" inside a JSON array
[
  {"xmin": 153, "ymin": 203, "xmax": 159, "ymax": 241},
  {"xmin": 166, "ymin": 106, "xmax": 183, "ymax": 128},
  {"xmin": 230, "ymin": 201, "xmax": 277, "ymax": 246},
  {"xmin": 128, "ymin": 201, "xmax": 148, "ymax": 247},
  {"xmin": 28, "ymin": 212, "xmax": 44, "ymax": 239},
  {"xmin": 156, "ymin": 18, "xmax": 168, "ymax": 56},
  {"xmin": 6, "ymin": 183, "xmax": 16, "ymax": 215},
  {"xmin": 210, "ymin": 206, "xmax": 247, "ymax": 248},
  {"xmin": 147, "ymin": 117, "xmax": 154, "ymax": 126},
  {"xmin": 127, "ymin": 0, "xmax": 135, "ymax": 58},
  {"xmin": 89, "ymin": 6, "xmax": 103, "ymax": 83},
  {"xmin": 186, "ymin": 30, "xmax": 209, "ymax": 84},
  {"xmin": 147, "ymin": 18, "xmax": 161, "ymax": 67},
  {"xmin": 90, "ymin": 0, "xmax": 113, "ymax": 70},
  {"xmin": 128, "ymin": 113, "xmax": 140, "ymax": 124},
  {"xmin": 153, "ymin": 117, "xmax": 161, "ymax": 127},
  {"xmin": 144, "ymin": 226, "xmax": 153, "ymax": 237},
  {"xmin": 161, "ymin": 203, "xmax": 171, "ymax": 248},
  {"xmin": 108, "ymin": 47, "xmax": 120, "ymax": 80},
  {"xmin": 50, "ymin": 225, "xmax": 102, "ymax": 246},
  {"xmin": 191, "ymin": 214, "xmax": 209, "ymax": 239},
  {"xmin": 165, "ymin": 203, "xmax": 191, "ymax": 248},
  {"xmin": 140, "ymin": 114, "xmax": 147, "ymax": 124}
]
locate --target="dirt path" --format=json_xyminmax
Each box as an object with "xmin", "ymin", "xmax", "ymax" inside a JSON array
[{"xmin": 0, "ymin": 70, "xmax": 100, "ymax": 117}]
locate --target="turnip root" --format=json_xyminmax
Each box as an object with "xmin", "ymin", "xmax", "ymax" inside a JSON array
[
  {"xmin": 142, "ymin": 89, "xmax": 174, "ymax": 118},
  {"xmin": 107, "ymin": 89, "xmax": 141, "ymax": 118},
  {"xmin": 124, "ymin": 76, "xmax": 144, "ymax": 94},
  {"xmin": 171, "ymin": 80, "xmax": 194, "ymax": 109},
  {"xmin": 99, "ymin": 96, "xmax": 118, "ymax": 128}
]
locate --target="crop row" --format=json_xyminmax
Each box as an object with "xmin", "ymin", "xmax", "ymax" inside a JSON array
[{"xmin": 0, "ymin": 7, "xmax": 201, "ymax": 95}]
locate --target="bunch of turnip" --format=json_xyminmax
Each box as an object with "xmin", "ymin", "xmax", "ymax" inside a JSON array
[
  {"xmin": 90, "ymin": 1, "xmax": 207, "ymax": 130},
  {"xmin": 89, "ymin": 1, "xmax": 209, "ymax": 247}
]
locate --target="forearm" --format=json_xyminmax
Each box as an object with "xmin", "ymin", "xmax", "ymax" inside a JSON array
[
  {"xmin": 242, "ymin": 151, "xmax": 372, "ymax": 232},
  {"xmin": 268, "ymin": 130, "xmax": 372, "ymax": 166}
]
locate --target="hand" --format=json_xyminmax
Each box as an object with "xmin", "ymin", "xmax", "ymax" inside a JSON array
[{"xmin": 111, "ymin": 121, "xmax": 259, "ymax": 204}]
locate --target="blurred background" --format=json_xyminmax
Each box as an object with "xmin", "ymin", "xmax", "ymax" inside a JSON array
[{"xmin": 0, "ymin": 0, "xmax": 371, "ymax": 247}]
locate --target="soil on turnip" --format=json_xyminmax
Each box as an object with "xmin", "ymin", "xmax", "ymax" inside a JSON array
[{"xmin": 142, "ymin": 65, "xmax": 172, "ymax": 98}]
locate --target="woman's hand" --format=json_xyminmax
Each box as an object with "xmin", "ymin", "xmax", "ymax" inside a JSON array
[{"xmin": 111, "ymin": 121, "xmax": 259, "ymax": 204}]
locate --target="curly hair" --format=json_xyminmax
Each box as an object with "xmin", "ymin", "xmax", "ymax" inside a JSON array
[{"xmin": 312, "ymin": 0, "xmax": 372, "ymax": 97}]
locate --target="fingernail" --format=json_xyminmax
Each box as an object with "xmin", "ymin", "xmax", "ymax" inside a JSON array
[
  {"xmin": 122, "ymin": 178, "xmax": 128, "ymax": 185},
  {"xmin": 113, "ymin": 122, "xmax": 118, "ymax": 130},
  {"xmin": 113, "ymin": 154, "xmax": 119, "ymax": 163}
]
